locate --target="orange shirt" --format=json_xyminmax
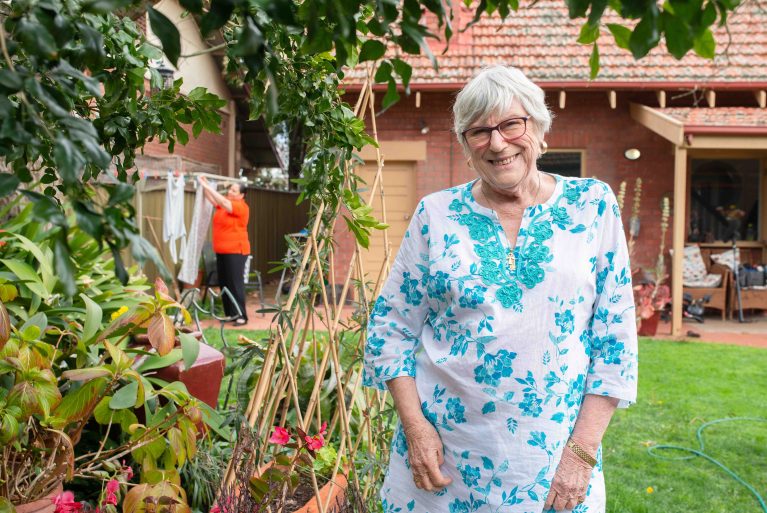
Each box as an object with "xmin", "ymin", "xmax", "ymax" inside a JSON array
[{"xmin": 212, "ymin": 199, "xmax": 250, "ymax": 255}]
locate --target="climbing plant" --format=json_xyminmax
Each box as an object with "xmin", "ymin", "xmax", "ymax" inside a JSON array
[{"xmin": 0, "ymin": 0, "xmax": 741, "ymax": 286}]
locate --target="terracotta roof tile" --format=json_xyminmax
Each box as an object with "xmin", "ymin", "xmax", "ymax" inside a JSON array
[
  {"xmin": 658, "ymin": 107, "xmax": 767, "ymax": 127},
  {"xmin": 345, "ymin": 0, "xmax": 767, "ymax": 85}
]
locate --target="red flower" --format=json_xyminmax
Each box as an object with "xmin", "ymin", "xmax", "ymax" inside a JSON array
[
  {"xmin": 52, "ymin": 491, "xmax": 83, "ymax": 513},
  {"xmin": 304, "ymin": 421, "xmax": 328, "ymax": 451},
  {"xmin": 269, "ymin": 426, "xmax": 291, "ymax": 445},
  {"xmin": 210, "ymin": 506, "xmax": 221, "ymax": 513},
  {"xmin": 304, "ymin": 434, "xmax": 325, "ymax": 451}
]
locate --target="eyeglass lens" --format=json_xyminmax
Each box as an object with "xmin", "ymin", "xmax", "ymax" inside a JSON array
[{"xmin": 464, "ymin": 118, "xmax": 527, "ymax": 147}]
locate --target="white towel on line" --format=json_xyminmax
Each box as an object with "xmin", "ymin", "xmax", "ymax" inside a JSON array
[{"xmin": 163, "ymin": 171, "xmax": 187, "ymax": 264}]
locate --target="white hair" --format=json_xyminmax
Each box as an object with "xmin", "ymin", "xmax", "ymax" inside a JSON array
[{"xmin": 453, "ymin": 66, "xmax": 553, "ymax": 153}]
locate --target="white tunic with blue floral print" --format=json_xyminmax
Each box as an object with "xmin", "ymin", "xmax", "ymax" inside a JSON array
[{"xmin": 363, "ymin": 175, "xmax": 638, "ymax": 513}]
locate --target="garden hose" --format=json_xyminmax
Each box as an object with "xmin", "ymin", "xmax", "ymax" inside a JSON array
[{"xmin": 647, "ymin": 417, "xmax": 767, "ymax": 512}]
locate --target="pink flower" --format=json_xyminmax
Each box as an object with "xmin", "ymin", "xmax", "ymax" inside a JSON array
[
  {"xmin": 210, "ymin": 506, "xmax": 221, "ymax": 513},
  {"xmin": 106, "ymin": 479, "xmax": 119, "ymax": 494},
  {"xmin": 304, "ymin": 434, "xmax": 325, "ymax": 451},
  {"xmin": 269, "ymin": 426, "xmax": 291, "ymax": 445},
  {"xmin": 52, "ymin": 491, "xmax": 83, "ymax": 513},
  {"xmin": 319, "ymin": 421, "xmax": 327, "ymax": 436},
  {"xmin": 121, "ymin": 460, "xmax": 134, "ymax": 481},
  {"xmin": 103, "ymin": 479, "xmax": 119, "ymax": 506}
]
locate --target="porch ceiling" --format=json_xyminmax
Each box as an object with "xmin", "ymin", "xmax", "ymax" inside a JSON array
[{"xmin": 630, "ymin": 103, "xmax": 767, "ymax": 150}]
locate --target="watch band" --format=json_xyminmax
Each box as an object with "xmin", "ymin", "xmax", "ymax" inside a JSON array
[{"xmin": 566, "ymin": 439, "xmax": 597, "ymax": 468}]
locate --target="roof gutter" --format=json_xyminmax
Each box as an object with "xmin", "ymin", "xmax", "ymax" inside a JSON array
[
  {"xmin": 343, "ymin": 80, "xmax": 767, "ymax": 92},
  {"xmin": 684, "ymin": 125, "xmax": 767, "ymax": 136}
]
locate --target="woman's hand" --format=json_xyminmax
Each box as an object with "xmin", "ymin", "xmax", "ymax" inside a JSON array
[
  {"xmin": 403, "ymin": 419, "xmax": 453, "ymax": 492},
  {"xmin": 198, "ymin": 175, "xmax": 209, "ymax": 186},
  {"xmin": 543, "ymin": 446, "xmax": 593, "ymax": 511}
]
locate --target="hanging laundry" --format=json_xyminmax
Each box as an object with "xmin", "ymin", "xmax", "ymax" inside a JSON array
[
  {"xmin": 178, "ymin": 177, "xmax": 216, "ymax": 284},
  {"xmin": 163, "ymin": 171, "xmax": 187, "ymax": 264}
]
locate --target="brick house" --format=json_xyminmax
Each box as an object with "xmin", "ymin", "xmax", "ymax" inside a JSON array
[{"xmin": 339, "ymin": 0, "xmax": 767, "ymax": 334}]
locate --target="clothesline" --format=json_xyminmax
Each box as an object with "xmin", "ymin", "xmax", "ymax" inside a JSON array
[{"xmin": 139, "ymin": 169, "xmax": 246, "ymax": 186}]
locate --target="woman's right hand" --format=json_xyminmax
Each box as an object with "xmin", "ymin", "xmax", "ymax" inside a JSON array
[
  {"xmin": 198, "ymin": 175, "xmax": 208, "ymax": 186},
  {"xmin": 403, "ymin": 419, "xmax": 453, "ymax": 492}
]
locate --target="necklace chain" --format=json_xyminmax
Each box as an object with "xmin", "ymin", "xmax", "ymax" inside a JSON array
[{"xmin": 476, "ymin": 172, "xmax": 543, "ymax": 272}]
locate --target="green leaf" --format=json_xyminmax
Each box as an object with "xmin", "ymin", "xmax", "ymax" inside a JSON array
[
  {"xmin": 663, "ymin": 13, "xmax": 693, "ymax": 59},
  {"xmin": 148, "ymin": 6, "xmax": 182, "ymax": 66},
  {"xmin": 589, "ymin": 43, "xmax": 600, "ymax": 79},
  {"xmin": 54, "ymin": 137, "xmax": 82, "ymax": 185},
  {"xmin": 54, "ymin": 377, "xmax": 108, "ymax": 423},
  {"xmin": 94, "ymin": 396, "xmax": 138, "ymax": 430},
  {"xmin": 606, "ymin": 24, "xmax": 632, "ymax": 50},
  {"xmin": 629, "ymin": 5, "xmax": 661, "ymax": 59},
  {"xmin": 136, "ymin": 348, "xmax": 182, "ymax": 373},
  {"xmin": 110, "ymin": 380, "xmax": 139, "ymax": 409},
  {"xmin": 200, "ymin": 0, "xmax": 235, "ymax": 36},
  {"xmin": 693, "ymin": 28, "xmax": 716, "ymax": 59},
  {"xmin": 53, "ymin": 232, "xmax": 77, "ymax": 298},
  {"xmin": 577, "ymin": 23, "xmax": 600, "ymax": 45},
  {"xmin": 81, "ymin": 0, "xmax": 132, "ymax": 14},
  {"xmin": 0, "ymin": 259, "xmax": 49, "ymax": 298},
  {"xmin": 374, "ymin": 61, "xmax": 392, "ymax": 83},
  {"xmin": 179, "ymin": 333, "xmax": 200, "ymax": 370},
  {"xmin": 61, "ymin": 367, "xmax": 112, "ymax": 382},
  {"xmin": 381, "ymin": 78, "xmax": 400, "ymax": 110},
  {"xmin": 359, "ymin": 40, "xmax": 386, "ymax": 62},
  {"xmin": 0, "ymin": 173, "xmax": 20, "ymax": 198},
  {"xmin": 391, "ymin": 58, "xmax": 413, "ymax": 89},
  {"xmin": 0, "ymin": 69, "xmax": 23, "ymax": 92},
  {"xmin": 79, "ymin": 293, "xmax": 103, "ymax": 343}
]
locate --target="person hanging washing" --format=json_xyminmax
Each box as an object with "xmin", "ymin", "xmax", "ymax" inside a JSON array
[
  {"xmin": 363, "ymin": 66, "xmax": 638, "ymax": 512},
  {"xmin": 198, "ymin": 176, "xmax": 251, "ymax": 325}
]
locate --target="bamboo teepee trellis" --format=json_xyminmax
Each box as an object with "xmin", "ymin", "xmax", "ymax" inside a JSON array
[{"xmin": 221, "ymin": 69, "xmax": 398, "ymax": 512}]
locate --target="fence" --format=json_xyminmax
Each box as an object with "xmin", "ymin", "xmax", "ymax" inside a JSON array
[{"xmin": 135, "ymin": 176, "xmax": 307, "ymax": 288}]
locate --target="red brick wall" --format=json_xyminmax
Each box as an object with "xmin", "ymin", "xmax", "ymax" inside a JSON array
[
  {"xmin": 143, "ymin": 111, "xmax": 231, "ymax": 175},
  {"xmin": 335, "ymin": 90, "xmax": 675, "ymax": 281}
]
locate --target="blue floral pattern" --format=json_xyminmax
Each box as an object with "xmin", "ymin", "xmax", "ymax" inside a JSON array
[{"xmin": 364, "ymin": 175, "xmax": 638, "ymax": 512}]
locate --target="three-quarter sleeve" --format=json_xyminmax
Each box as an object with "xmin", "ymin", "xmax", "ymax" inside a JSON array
[
  {"xmin": 584, "ymin": 187, "xmax": 638, "ymax": 408},
  {"xmin": 363, "ymin": 200, "xmax": 431, "ymax": 390}
]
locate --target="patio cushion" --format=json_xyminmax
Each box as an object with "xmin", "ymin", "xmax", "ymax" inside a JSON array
[
  {"xmin": 684, "ymin": 274, "xmax": 723, "ymax": 288},
  {"xmin": 710, "ymin": 248, "xmax": 741, "ymax": 271},
  {"xmin": 682, "ymin": 245, "xmax": 708, "ymax": 282}
]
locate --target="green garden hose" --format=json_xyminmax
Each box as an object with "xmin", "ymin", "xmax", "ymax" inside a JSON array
[{"xmin": 647, "ymin": 417, "xmax": 767, "ymax": 512}]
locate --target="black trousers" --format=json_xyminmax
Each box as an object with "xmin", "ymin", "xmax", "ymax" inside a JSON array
[{"xmin": 216, "ymin": 253, "xmax": 248, "ymax": 321}]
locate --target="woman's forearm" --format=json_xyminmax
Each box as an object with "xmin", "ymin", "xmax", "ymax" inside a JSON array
[
  {"xmin": 201, "ymin": 183, "xmax": 232, "ymax": 212},
  {"xmin": 386, "ymin": 377, "xmax": 427, "ymax": 429},
  {"xmin": 570, "ymin": 394, "xmax": 619, "ymax": 453}
]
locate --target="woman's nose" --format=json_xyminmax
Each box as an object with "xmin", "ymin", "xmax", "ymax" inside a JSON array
[{"xmin": 488, "ymin": 129, "xmax": 507, "ymax": 151}]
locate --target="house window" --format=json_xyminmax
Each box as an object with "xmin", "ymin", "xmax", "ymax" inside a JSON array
[
  {"xmin": 688, "ymin": 159, "xmax": 761, "ymax": 243},
  {"xmin": 537, "ymin": 151, "xmax": 582, "ymax": 178}
]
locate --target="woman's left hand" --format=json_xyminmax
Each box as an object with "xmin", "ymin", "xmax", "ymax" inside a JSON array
[{"xmin": 543, "ymin": 445, "xmax": 593, "ymax": 511}]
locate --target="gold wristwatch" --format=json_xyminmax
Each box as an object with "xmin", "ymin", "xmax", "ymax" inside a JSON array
[{"xmin": 566, "ymin": 439, "xmax": 597, "ymax": 468}]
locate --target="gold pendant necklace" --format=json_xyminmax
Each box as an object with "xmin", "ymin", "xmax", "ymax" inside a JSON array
[
  {"xmin": 507, "ymin": 251, "xmax": 516, "ymax": 272},
  {"xmin": 477, "ymin": 173, "xmax": 542, "ymax": 272}
]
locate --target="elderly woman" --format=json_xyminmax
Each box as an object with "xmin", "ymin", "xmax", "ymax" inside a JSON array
[{"xmin": 363, "ymin": 66, "xmax": 637, "ymax": 513}]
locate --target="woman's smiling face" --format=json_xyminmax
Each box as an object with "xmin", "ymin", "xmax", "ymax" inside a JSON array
[{"xmin": 466, "ymin": 98, "xmax": 543, "ymax": 192}]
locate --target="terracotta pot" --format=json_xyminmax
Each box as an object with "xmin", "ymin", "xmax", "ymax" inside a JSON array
[
  {"xmin": 637, "ymin": 310, "xmax": 661, "ymax": 336},
  {"xmin": 295, "ymin": 471, "xmax": 348, "ymax": 513},
  {"xmin": 255, "ymin": 462, "xmax": 349, "ymax": 513},
  {"xmin": 132, "ymin": 331, "xmax": 224, "ymax": 408},
  {"xmin": 14, "ymin": 482, "xmax": 63, "ymax": 513}
]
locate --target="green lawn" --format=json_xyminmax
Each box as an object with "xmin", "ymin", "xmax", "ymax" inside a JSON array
[
  {"xmin": 604, "ymin": 339, "xmax": 767, "ymax": 513},
  {"xmin": 204, "ymin": 329, "xmax": 767, "ymax": 512}
]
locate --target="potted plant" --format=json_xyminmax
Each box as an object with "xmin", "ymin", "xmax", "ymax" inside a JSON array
[
  {"xmin": 634, "ymin": 281, "xmax": 671, "ymax": 336},
  {"xmin": 0, "ymin": 204, "xmax": 220, "ymax": 512}
]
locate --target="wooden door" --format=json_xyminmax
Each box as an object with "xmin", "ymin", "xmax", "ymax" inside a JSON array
[{"xmin": 355, "ymin": 160, "xmax": 418, "ymax": 286}]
